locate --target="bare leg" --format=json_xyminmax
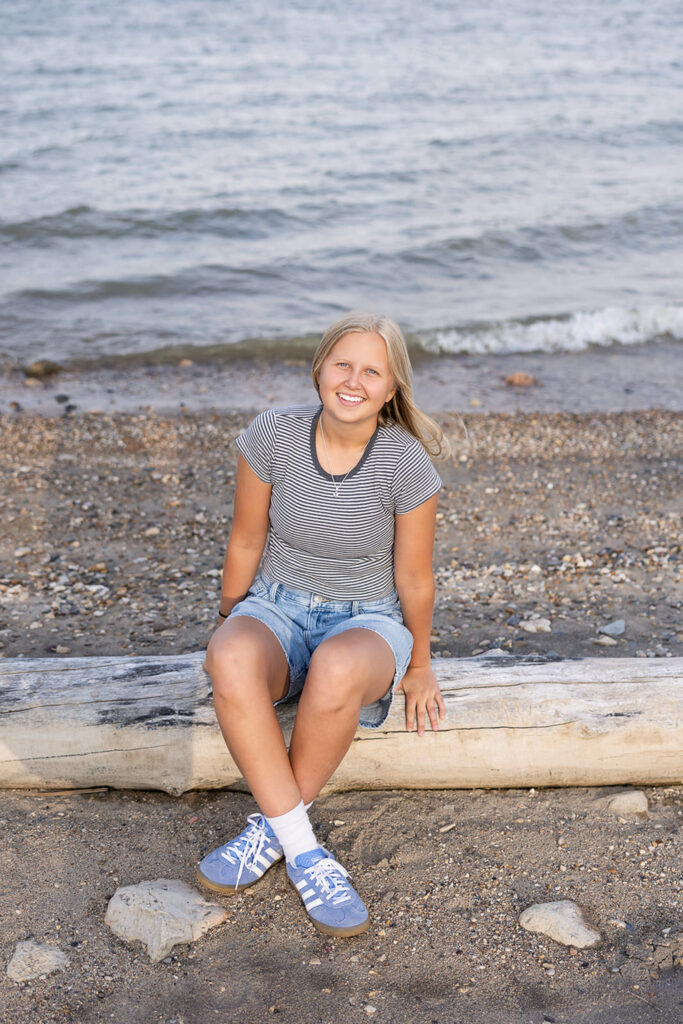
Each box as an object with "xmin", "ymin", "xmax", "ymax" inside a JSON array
[
  {"xmin": 204, "ymin": 616, "xmax": 302, "ymax": 817},
  {"xmin": 288, "ymin": 629, "xmax": 395, "ymax": 804}
]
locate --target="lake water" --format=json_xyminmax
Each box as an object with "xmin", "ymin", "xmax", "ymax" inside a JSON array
[{"xmin": 2, "ymin": 0, "xmax": 682, "ymax": 370}]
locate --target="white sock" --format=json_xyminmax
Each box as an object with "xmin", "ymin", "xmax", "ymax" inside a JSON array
[{"xmin": 266, "ymin": 800, "xmax": 318, "ymax": 864}]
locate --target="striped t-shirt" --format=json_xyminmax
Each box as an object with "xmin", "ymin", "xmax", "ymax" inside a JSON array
[{"xmin": 234, "ymin": 404, "xmax": 442, "ymax": 600}]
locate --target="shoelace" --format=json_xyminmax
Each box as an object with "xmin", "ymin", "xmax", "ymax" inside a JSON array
[
  {"xmin": 304, "ymin": 856, "xmax": 353, "ymax": 905},
  {"xmin": 220, "ymin": 813, "xmax": 271, "ymax": 888}
]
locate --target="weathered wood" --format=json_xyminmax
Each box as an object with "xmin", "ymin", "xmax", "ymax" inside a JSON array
[{"xmin": 0, "ymin": 652, "xmax": 681, "ymax": 795}]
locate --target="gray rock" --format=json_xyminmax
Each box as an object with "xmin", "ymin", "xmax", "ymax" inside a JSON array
[
  {"xmin": 519, "ymin": 900, "xmax": 601, "ymax": 948},
  {"xmin": 105, "ymin": 878, "xmax": 228, "ymax": 962},
  {"xmin": 598, "ymin": 619, "xmax": 626, "ymax": 637},
  {"xmin": 7, "ymin": 940, "xmax": 70, "ymax": 982},
  {"xmin": 607, "ymin": 789, "xmax": 649, "ymax": 820}
]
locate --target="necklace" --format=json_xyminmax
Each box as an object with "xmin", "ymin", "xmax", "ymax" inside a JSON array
[{"xmin": 319, "ymin": 415, "xmax": 370, "ymax": 498}]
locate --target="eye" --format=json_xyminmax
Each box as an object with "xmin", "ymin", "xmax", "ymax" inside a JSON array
[{"xmin": 365, "ymin": 368, "xmax": 379, "ymax": 376}]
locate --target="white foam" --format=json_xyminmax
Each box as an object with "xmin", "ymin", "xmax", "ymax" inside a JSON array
[{"xmin": 424, "ymin": 304, "xmax": 683, "ymax": 356}]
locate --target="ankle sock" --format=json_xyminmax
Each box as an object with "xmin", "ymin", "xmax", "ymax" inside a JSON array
[{"xmin": 266, "ymin": 800, "xmax": 318, "ymax": 864}]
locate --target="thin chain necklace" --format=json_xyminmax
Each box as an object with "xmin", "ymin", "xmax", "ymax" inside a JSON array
[{"xmin": 319, "ymin": 415, "xmax": 371, "ymax": 498}]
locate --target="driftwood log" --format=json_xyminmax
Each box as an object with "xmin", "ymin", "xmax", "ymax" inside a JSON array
[{"xmin": 1, "ymin": 651, "xmax": 681, "ymax": 796}]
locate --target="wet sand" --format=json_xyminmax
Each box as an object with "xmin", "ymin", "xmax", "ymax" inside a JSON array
[
  {"xmin": 0, "ymin": 399, "xmax": 681, "ymax": 1022},
  {"xmin": 2, "ymin": 338, "xmax": 682, "ymax": 418}
]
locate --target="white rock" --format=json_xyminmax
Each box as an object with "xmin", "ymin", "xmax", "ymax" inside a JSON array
[
  {"xmin": 7, "ymin": 940, "xmax": 70, "ymax": 982},
  {"xmin": 104, "ymin": 878, "xmax": 228, "ymax": 962},
  {"xmin": 607, "ymin": 789, "xmax": 649, "ymax": 819},
  {"xmin": 519, "ymin": 900, "xmax": 601, "ymax": 948},
  {"xmin": 598, "ymin": 619, "xmax": 626, "ymax": 637},
  {"xmin": 593, "ymin": 635, "xmax": 618, "ymax": 646},
  {"xmin": 520, "ymin": 616, "xmax": 551, "ymax": 633}
]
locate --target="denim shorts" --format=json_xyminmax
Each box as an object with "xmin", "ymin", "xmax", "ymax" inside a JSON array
[{"xmin": 229, "ymin": 574, "xmax": 413, "ymax": 729}]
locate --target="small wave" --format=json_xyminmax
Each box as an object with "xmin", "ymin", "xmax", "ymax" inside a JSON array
[
  {"xmin": 0, "ymin": 204, "xmax": 301, "ymax": 245},
  {"xmin": 423, "ymin": 305, "xmax": 683, "ymax": 356},
  {"xmin": 398, "ymin": 202, "xmax": 683, "ymax": 269}
]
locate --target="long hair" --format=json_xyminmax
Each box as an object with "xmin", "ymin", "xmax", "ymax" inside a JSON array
[{"xmin": 311, "ymin": 312, "xmax": 451, "ymax": 458}]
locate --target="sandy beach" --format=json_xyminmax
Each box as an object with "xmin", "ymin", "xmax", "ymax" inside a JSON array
[{"xmin": 1, "ymin": 397, "xmax": 681, "ymax": 1022}]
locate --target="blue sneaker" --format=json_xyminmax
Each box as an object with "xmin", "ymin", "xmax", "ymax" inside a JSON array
[
  {"xmin": 286, "ymin": 848, "xmax": 370, "ymax": 936},
  {"xmin": 196, "ymin": 813, "xmax": 283, "ymax": 893}
]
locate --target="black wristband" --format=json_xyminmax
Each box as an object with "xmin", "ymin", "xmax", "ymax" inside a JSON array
[{"xmin": 218, "ymin": 610, "xmax": 229, "ymax": 619}]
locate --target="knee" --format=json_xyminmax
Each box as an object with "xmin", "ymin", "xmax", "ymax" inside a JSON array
[
  {"xmin": 204, "ymin": 634, "xmax": 259, "ymax": 703},
  {"xmin": 306, "ymin": 643, "xmax": 362, "ymax": 712}
]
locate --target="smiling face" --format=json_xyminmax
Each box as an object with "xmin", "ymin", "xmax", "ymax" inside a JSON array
[{"xmin": 316, "ymin": 331, "xmax": 397, "ymax": 430}]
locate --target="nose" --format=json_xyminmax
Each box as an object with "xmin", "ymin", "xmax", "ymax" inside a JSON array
[{"xmin": 344, "ymin": 366, "xmax": 363, "ymax": 389}]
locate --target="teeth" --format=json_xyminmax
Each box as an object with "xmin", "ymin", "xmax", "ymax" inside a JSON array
[{"xmin": 338, "ymin": 394, "xmax": 364, "ymax": 403}]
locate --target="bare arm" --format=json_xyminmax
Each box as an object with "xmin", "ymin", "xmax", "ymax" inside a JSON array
[
  {"xmin": 394, "ymin": 493, "xmax": 445, "ymax": 735},
  {"xmin": 218, "ymin": 455, "xmax": 272, "ymax": 618}
]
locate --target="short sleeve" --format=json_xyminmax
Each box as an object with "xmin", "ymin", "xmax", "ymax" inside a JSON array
[
  {"xmin": 234, "ymin": 409, "xmax": 278, "ymax": 483},
  {"xmin": 392, "ymin": 438, "xmax": 442, "ymax": 514}
]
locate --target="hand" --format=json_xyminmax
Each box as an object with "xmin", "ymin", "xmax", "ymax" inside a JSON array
[{"xmin": 398, "ymin": 664, "xmax": 446, "ymax": 736}]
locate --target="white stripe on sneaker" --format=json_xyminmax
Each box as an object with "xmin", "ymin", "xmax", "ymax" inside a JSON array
[
  {"xmin": 306, "ymin": 898, "xmax": 323, "ymax": 910},
  {"xmin": 302, "ymin": 888, "xmax": 315, "ymax": 900}
]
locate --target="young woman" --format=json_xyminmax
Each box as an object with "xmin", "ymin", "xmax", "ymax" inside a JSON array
[{"xmin": 198, "ymin": 312, "xmax": 449, "ymax": 937}]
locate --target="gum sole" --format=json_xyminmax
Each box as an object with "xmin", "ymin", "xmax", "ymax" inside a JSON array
[
  {"xmin": 195, "ymin": 865, "xmax": 275, "ymax": 895},
  {"xmin": 309, "ymin": 916, "xmax": 371, "ymax": 938}
]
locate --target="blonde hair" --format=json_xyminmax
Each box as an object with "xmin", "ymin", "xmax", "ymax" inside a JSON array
[{"xmin": 311, "ymin": 312, "xmax": 451, "ymax": 459}]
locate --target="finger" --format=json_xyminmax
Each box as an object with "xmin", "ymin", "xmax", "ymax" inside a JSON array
[
  {"xmin": 416, "ymin": 705, "xmax": 426, "ymax": 737},
  {"xmin": 405, "ymin": 698, "xmax": 416, "ymax": 732},
  {"xmin": 436, "ymin": 690, "xmax": 447, "ymax": 720},
  {"xmin": 427, "ymin": 701, "xmax": 440, "ymax": 733}
]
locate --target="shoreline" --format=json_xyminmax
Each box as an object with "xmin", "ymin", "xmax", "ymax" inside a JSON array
[{"xmin": 2, "ymin": 338, "xmax": 682, "ymax": 418}]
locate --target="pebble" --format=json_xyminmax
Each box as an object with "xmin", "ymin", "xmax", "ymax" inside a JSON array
[
  {"xmin": 519, "ymin": 900, "xmax": 602, "ymax": 948},
  {"xmin": 607, "ymin": 789, "xmax": 649, "ymax": 820},
  {"xmin": 520, "ymin": 616, "xmax": 551, "ymax": 633},
  {"xmin": 6, "ymin": 940, "xmax": 69, "ymax": 982},
  {"xmin": 505, "ymin": 371, "xmax": 537, "ymax": 388},
  {"xmin": 25, "ymin": 359, "xmax": 63, "ymax": 379},
  {"xmin": 593, "ymin": 635, "xmax": 618, "ymax": 646},
  {"xmin": 104, "ymin": 878, "xmax": 228, "ymax": 962},
  {"xmin": 598, "ymin": 619, "xmax": 626, "ymax": 637}
]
